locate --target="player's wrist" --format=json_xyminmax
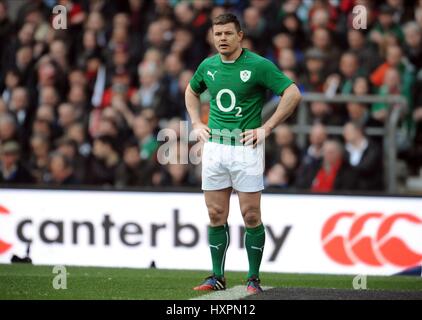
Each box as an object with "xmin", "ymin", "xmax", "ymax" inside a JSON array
[
  {"xmin": 262, "ymin": 123, "xmax": 274, "ymax": 133},
  {"xmin": 192, "ymin": 121, "xmax": 202, "ymax": 127}
]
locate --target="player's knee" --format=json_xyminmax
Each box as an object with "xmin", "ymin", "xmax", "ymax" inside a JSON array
[
  {"xmin": 207, "ymin": 205, "xmax": 227, "ymax": 225},
  {"xmin": 241, "ymin": 207, "xmax": 261, "ymax": 227}
]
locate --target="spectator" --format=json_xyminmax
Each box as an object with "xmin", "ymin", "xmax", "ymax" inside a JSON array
[
  {"xmin": 277, "ymin": 48, "xmax": 297, "ymax": 72},
  {"xmin": 352, "ymin": 77, "xmax": 371, "ymax": 96},
  {"xmin": 132, "ymin": 114, "xmax": 158, "ymax": 162},
  {"xmin": 158, "ymin": 162, "xmax": 196, "ymax": 187},
  {"xmin": 308, "ymin": 0, "xmax": 338, "ymax": 32},
  {"xmin": 343, "ymin": 122, "xmax": 383, "ymax": 191},
  {"xmin": 67, "ymin": 84, "xmax": 90, "ymax": 125},
  {"xmin": 68, "ymin": 68, "xmax": 89, "ymax": 89},
  {"xmin": 8, "ymin": 87, "xmax": 33, "ymax": 135},
  {"xmin": 371, "ymin": 68, "xmax": 402, "ymax": 123},
  {"xmin": 31, "ymin": 117, "xmax": 53, "ymax": 141},
  {"xmin": 142, "ymin": 20, "xmax": 169, "ymax": 58},
  {"xmin": 386, "ymin": 0, "xmax": 414, "ymax": 24},
  {"xmin": 174, "ymin": 2, "xmax": 195, "ymax": 28},
  {"xmin": 132, "ymin": 62, "xmax": 167, "ymax": 118},
  {"xmin": 39, "ymin": 85, "xmax": 60, "ymax": 109},
  {"xmin": 278, "ymin": 145, "xmax": 300, "ymax": 185},
  {"xmin": 36, "ymin": 56, "xmax": 65, "ymax": 92},
  {"xmin": 301, "ymin": 48, "xmax": 327, "ymax": 92},
  {"xmin": 115, "ymin": 139, "xmax": 154, "ymax": 187},
  {"xmin": 270, "ymin": 124, "xmax": 295, "ymax": 159},
  {"xmin": 45, "ymin": 151, "xmax": 79, "ymax": 185},
  {"xmin": 0, "ymin": 140, "xmax": 34, "ymax": 184},
  {"xmin": 242, "ymin": 6, "xmax": 267, "ymax": 54},
  {"xmin": 295, "ymin": 139, "xmax": 356, "ymax": 192},
  {"xmin": 14, "ymin": 45, "xmax": 35, "ymax": 87},
  {"xmin": 49, "ymin": 39, "xmax": 69, "ymax": 73},
  {"xmin": 86, "ymin": 135, "xmax": 120, "ymax": 186},
  {"xmin": 347, "ymin": 102, "xmax": 382, "ymax": 128},
  {"xmin": 0, "ymin": 113, "xmax": 19, "ymax": 143},
  {"xmin": 67, "ymin": 122, "xmax": 91, "ymax": 157},
  {"xmin": 369, "ymin": 4, "xmax": 404, "ymax": 49},
  {"xmin": 325, "ymin": 51, "xmax": 361, "ymax": 95},
  {"xmin": 85, "ymin": 11, "xmax": 107, "ymax": 48},
  {"xmin": 277, "ymin": 13, "xmax": 306, "ymax": 50},
  {"xmin": 55, "ymin": 137, "xmax": 86, "ymax": 183},
  {"xmin": 370, "ymin": 45, "xmax": 414, "ymax": 115},
  {"xmin": 309, "ymin": 101, "xmax": 342, "ymax": 125},
  {"xmin": 271, "ymin": 32, "xmax": 294, "ymax": 63},
  {"xmin": 1, "ymin": 68, "xmax": 22, "ymax": 104},
  {"xmin": 403, "ymin": 21, "xmax": 422, "ymax": 70},
  {"xmin": 301, "ymin": 123, "xmax": 327, "ymax": 167},
  {"xmin": 310, "ymin": 27, "xmax": 340, "ymax": 74},
  {"xmin": 265, "ymin": 163, "xmax": 289, "ymax": 189},
  {"xmin": 347, "ymin": 29, "xmax": 381, "ymax": 73},
  {"xmin": 161, "ymin": 53, "xmax": 185, "ymax": 118},
  {"xmin": 370, "ymin": 45, "xmax": 413, "ymax": 91},
  {"xmin": 170, "ymin": 28, "xmax": 201, "ymax": 70},
  {"xmin": 28, "ymin": 133, "xmax": 50, "ymax": 183},
  {"xmin": 101, "ymin": 70, "xmax": 136, "ymax": 109},
  {"xmin": 58, "ymin": 103, "xmax": 79, "ymax": 133}
]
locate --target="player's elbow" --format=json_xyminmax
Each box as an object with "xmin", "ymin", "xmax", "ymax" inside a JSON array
[
  {"xmin": 285, "ymin": 84, "xmax": 302, "ymax": 107},
  {"xmin": 291, "ymin": 84, "xmax": 302, "ymax": 104}
]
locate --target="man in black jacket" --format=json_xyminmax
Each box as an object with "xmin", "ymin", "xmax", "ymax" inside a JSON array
[
  {"xmin": 0, "ymin": 140, "xmax": 34, "ymax": 184},
  {"xmin": 343, "ymin": 121, "xmax": 384, "ymax": 191}
]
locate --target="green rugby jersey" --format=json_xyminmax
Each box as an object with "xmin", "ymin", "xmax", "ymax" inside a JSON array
[{"xmin": 190, "ymin": 48, "xmax": 293, "ymax": 144}]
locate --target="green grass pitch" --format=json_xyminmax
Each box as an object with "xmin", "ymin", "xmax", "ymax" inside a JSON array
[{"xmin": 0, "ymin": 264, "xmax": 421, "ymax": 300}]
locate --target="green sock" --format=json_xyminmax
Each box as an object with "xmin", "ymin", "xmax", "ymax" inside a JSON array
[
  {"xmin": 208, "ymin": 224, "xmax": 230, "ymax": 278},
  {"xmin": 245, "ymin": 224, "xmax": 265, "ymax": 279}
]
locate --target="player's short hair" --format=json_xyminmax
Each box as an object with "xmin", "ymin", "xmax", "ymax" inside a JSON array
[{"xmin": 213, "ymin": 13, "xmax": 241, "ymax": 32}]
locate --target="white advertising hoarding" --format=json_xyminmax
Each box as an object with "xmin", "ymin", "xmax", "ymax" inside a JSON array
[{"xmin": 0, "ymin": 189, "xmax": 421, "ymax": 275}]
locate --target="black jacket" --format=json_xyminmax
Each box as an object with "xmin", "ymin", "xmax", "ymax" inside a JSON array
[
  {"xmin": 0, "ymin": 163, "xmax": 35, "ymax": 185},
  {"xmin": 345, "ymin": 140, "xmax": 384, "ymax": 191}
]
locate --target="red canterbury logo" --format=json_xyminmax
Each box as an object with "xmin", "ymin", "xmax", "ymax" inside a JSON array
[
  {"xmin": 0, "ymin": 204, "xmax": 13, "ymax": 254},
  {"xmin": 321, "ymin": 212, "xmax": 422, "ymax": 267}
]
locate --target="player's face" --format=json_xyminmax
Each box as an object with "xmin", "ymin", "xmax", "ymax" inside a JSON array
[{"xmin": 213, "ymin": 23, "xmax": 243, "ymax": 57}]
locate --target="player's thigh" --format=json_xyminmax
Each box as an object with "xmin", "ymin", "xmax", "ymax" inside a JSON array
[
  {"xmin": 237, "ymin": 191, "xmax": 262, "ymax": 226},
  {"xmin": 230, "ymin": 144, "xmax": 264, "ymax": 193},
  {"xmin": 204, "ymin": 187, "xmax": 232, "ymax": 224},
  {"xmin": 201, "ymin": 142, "xmax": 232, "ymax": 191}
]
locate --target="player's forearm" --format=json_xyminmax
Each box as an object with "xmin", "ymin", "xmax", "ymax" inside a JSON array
[
  {"xmin": 185, "ymin": 85, "xmax": 202, "ymax": 125},
  {"xmin": 264, "ymin": 84, "xmax": 301, "ymax": 130}
]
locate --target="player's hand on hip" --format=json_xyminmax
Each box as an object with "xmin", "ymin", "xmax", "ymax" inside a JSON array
[
  {"xmin": 192, "ymin": 122, "xmax": 211, "ymax": 142},
  {"xmin": 240, "ymin": 125, "xmax": 271, "ymax": 148}
]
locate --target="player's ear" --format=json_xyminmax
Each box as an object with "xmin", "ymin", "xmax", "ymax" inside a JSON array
[{"xmin": 238, "ymin": 30, "xmax": 244, "ymax": 41}]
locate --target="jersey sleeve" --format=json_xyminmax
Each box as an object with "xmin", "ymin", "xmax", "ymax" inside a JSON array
[
  {"xmin": 258, "ymin": 59, "xmax": 294, "ymax": 95},
  {"xmin": 189, "ymin": 61, "xmax": 207, "ymax": 94}
]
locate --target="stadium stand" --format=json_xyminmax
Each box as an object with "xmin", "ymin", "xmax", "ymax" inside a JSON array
[{"xmin": 0, "ymin": 0, "xmax": 422, "ymax": 194}]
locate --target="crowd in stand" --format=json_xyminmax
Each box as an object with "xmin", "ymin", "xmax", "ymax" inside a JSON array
[{"xmin": 0, "ymin": 0, "xmax": 422, "ymax": 193}]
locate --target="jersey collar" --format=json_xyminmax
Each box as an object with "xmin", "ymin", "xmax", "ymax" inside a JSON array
[{"xmin": 220, "ymin": 48, "xmax": 246, "ymax": 64}]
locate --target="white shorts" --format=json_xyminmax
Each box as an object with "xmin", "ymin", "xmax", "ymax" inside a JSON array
[{"xmin": 201, "ymin": 141, "xmax": 265, "ymax": 192}]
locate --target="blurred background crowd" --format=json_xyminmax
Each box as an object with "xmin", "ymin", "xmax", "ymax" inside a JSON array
[{"xmin": 0, "ymin": 0, "xmax": 422, "ymax": 193}]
